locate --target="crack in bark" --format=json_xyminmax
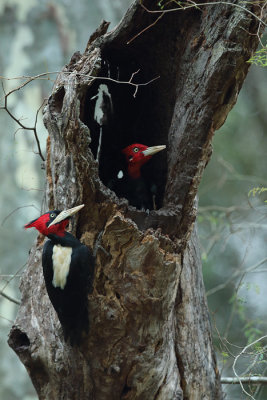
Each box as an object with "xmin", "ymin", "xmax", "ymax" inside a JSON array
[
  {"xmin": 173, "ymin": 253, "xmax": 186, "ymax": 399},
  {"xmin": 154, "ymin": 372, "xmax": 168, "ymax": 400}
]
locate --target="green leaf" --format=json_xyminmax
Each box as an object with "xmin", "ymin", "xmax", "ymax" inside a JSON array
[{"xmin": 247, "ymin": 47, "xmax": 267, "ymax": 67}]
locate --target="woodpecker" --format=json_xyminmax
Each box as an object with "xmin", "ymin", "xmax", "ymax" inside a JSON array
[
  {"xmin": 25, "ymin": 204, "xmax": 94, "ymax": 346},
  {"xmin": 109, "ymin": 143, "xmax": 166, "ymax": 210}
]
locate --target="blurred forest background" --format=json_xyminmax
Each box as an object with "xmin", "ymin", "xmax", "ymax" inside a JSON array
[{"xmin": 0, "ymin": 1, "xmax": 266, "ymax": 399}]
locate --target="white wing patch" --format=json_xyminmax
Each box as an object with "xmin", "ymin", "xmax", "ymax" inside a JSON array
[
  {"xmin": 117, "ymin": 170, "xmax": 124, "ymax": 179},
  {"xmin": 52, "ymin": 245, "xmax": 72, "ymax": 290}
]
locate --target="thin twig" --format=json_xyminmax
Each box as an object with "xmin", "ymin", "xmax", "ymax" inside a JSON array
[
  {"xmin": 32, "ymin": 98, "xmax": 47, "ymax": 159},
  {"xmin": 0, "ymin": 81, "xmax": 46, "ymax": 161},
  {"xmin": 233, "ymin": 335, "xmax": 267, "ymax": 399},
  {"xmin": 0, "ymin": 71, "xmax": 56, "ymax": 99},
  {"xmin": 1, "ymin": 204, "xmax": 40, "ymax": 226},
  {"xmin": 0, "ymin": 263, "xmax": 27, "ymax": 293},
  {"xmin": 0, "ymin": 71, "xmax": 160, "ymax": 97},
  {"xmin": 256, "ymin": 1, "xmax": 267, "ymax": 47},
  {"xmin": 19, "ymin": 186, "xmax": 44, "ymax": 192},
  {"xmin": 254, "ymin": 364, "xmax": 267, "ymax": 397},
  {"xmin": 206, "ymin": 257, "xmax": 267, "ymax": 296},
  {"xmin": 127, "ymin": 12, "xmax": 164, "ymax": 44},
  {"xmin": 0, "ymin": 290, "xmax": 20, "ymax": 305},
  {"xmin": 126, "ymin": 1, "xmax": 267, "ymax": 46},
  {"xmin": 199, "ymin": 205, "xmax": 249, "ymax": 214},
  {"xmin": 242, "ymin": 344, "xmax": 267, "ymax": 376},
  {"xmin": 141, "ymin": 1, "xmax": 267, "ymax": 27},
  {"xmin": 0, "ymin": 313, "xmax": 14, "ymax": 324},
  {"xmin": 129, "ymin": 69, "xmax": 140, "ymax": 83}
]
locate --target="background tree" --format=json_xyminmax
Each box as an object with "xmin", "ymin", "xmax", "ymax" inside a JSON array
[
  {"xmin": 200, "ymin": 53, "xmax": 267, "ymax": 399},
  {"xmin": 1, "ymin": 0, "xmax": 266, "ymax": 399}
]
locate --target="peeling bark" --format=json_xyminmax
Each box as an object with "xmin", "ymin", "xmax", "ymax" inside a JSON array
[{"xmin": 9, "ymin": 1, "xmax": 265, "ymax": 399}]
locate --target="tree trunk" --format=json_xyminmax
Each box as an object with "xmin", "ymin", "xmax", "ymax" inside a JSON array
[{"xmin": 8, "ymin": 1, "xmax": 265, "ymax": 399}]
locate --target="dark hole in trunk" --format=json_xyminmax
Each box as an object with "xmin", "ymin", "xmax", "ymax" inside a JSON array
[
  {"xmin": 52, "ymin": 87, "xmax": 65, "ymax": 114},
  {"xmin": 121, "ymin": 383, "xmax": 132, "ymax": 397},
  {"xmin": 79, "ymin": 10, "xmax": 190, "ymax": 236},
  {"xmin": 8, "ymin": 327, "xmax": 30, "ymax": 351},
  {"xmin": 81, "ymin": 54, "xmax": 169, "ymax": 211}
]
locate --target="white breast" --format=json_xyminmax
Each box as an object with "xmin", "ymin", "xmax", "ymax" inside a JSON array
[{"xmin": 52, "ymin": 245, "xmax": 72, "ymax": 290}]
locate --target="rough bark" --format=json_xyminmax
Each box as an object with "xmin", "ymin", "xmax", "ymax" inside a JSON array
[{"xmin": 8, "ymin": 1, "xmax": 265, "ymax": 399}]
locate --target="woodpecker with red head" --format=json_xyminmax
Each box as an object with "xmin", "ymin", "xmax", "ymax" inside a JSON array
[
  {"xmin": 25, "ymin": 204, "xmax": 94, "ymax": 346},
  {"xmin": 109, "ymin": 143, "xmax": 166, "ymax": 210}
]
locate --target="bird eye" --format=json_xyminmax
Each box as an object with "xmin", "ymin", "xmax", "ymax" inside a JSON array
[
  {"xmin": 50, "ymin": 213, "xmax": 55, "ymax": 218},
  {"xmin": 133, "ymin": 147, "xmax": 139, "ymax": 153}
]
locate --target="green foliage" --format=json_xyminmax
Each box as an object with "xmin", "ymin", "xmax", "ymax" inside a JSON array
[
  {"xmin": 243, "ymin": 321, "xmax": 263, "ymax": 345},
  {"xmin": 221, "ymin": 351, "xmax": 230, "ymax": 364},
  {"xmin": 248, "ymin": 187, "xmax": 267, "ymax": 202},
  {"xmin": 158, "ymin": 0, "xmax": 176, "ymax": 9},
  {"xmin": 248, "ymin": 47, "xmax": 267, "ymax": 67},
  {"xmin": 229, "ymin": 287, "xmax": 262, "ymax": 343},
  {"xmin": 245, "ymin": 282, "xmax": 260, "ymax": 295},
  {"xmin": 157, "ymin": 0, "xmax": 191, "ymax": 10}
]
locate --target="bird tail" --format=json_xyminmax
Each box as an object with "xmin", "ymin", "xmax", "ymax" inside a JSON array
[{"xmin": 60, "ymin": 314, "xmax": 89, "ymax": 346}]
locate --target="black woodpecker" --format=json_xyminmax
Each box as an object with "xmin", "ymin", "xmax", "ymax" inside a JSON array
[
  {"xmin": 109, "ymin": 143, "xmax": 166, "ymax": 210},
  {"xmin": 25, "ymin": 204, "xmax": 94, "ymax": 346}
]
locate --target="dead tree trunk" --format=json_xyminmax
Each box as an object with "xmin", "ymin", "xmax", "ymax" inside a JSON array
[{"xmin": 8, "ymin": 1, "xmax": 265, "ymax": 399}]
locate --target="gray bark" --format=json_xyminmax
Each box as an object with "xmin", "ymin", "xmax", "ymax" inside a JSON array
[{"xmin": 8, "ymin": 1, "xmax": 265, "ymax": 399}]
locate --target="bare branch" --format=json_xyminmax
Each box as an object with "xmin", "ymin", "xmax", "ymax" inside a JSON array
[
  {"xmin": 221, "ymin": 376, "xmax": 267, "ymax": 384},
  {"xmin": 0, "ymin": 81, "xmax": 46, "ymax": 161},
  {"xmin": 0, "ymin": 70, "xmax": 160, "ymax": 96},
  {"xmin": 0, "ymin": 71, "xmax": 56, "ymax": 99},
  {"xmin": 90, "ymin": 73, "xmax": 160, "ymax": 97}
]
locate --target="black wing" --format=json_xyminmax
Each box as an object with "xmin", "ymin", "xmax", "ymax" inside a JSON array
[
  {"xmin": 112, "ymin": 175, "xmax": 153, "ymax": 210},
  {"xmin": 42, "ymin": 240, "xmax": 95, "ymax": 346}
]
